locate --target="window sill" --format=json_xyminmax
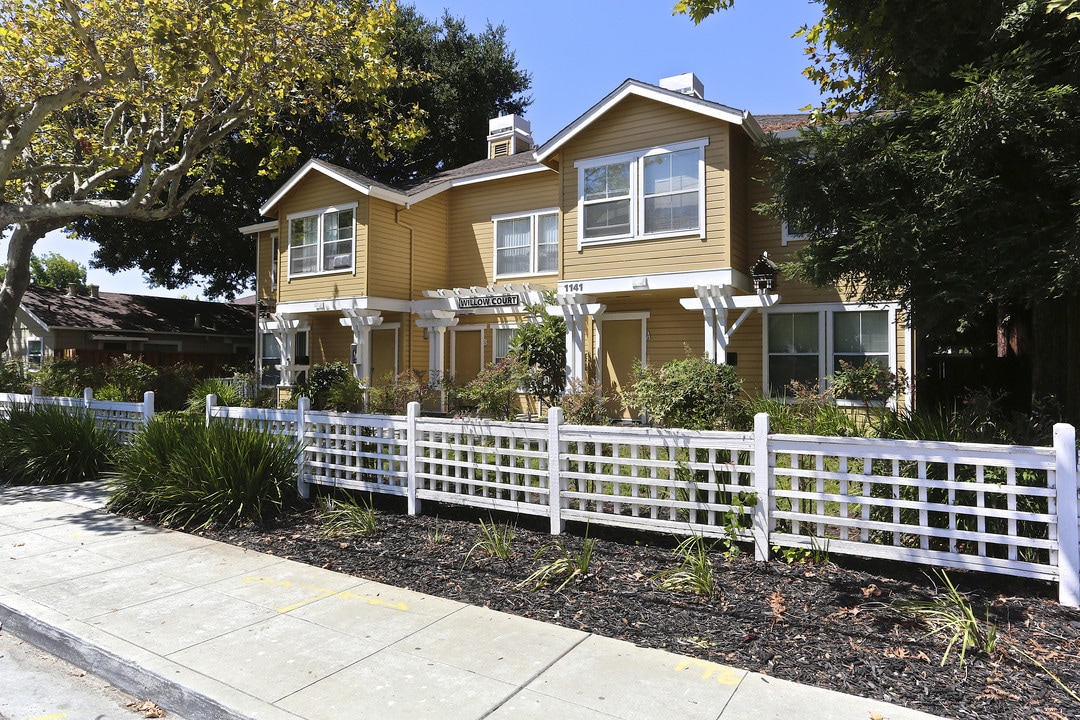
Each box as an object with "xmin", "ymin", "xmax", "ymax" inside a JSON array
[
  {"xmin": 578, "ymin": 229, "xmax": 704, "ymax": 249},
  {"xmin": 287, "ymin": 267, "xmax": 353, "ymax": 282},
  {"xmin": 494, "ymin": 270, "xmax": 559, "ymax": 282}
]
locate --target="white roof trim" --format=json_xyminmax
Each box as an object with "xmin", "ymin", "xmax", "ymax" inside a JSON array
[
  {"xmin": 238, "ymin": 220, "xmax": 278, "ymax": 235},
  {"xmin": 537, "ymin": 81, "xmax": 760, "ymax": 162},
  {"xmin": 260, "ymin": 158, "xmax": 410, "ymax": 215}
]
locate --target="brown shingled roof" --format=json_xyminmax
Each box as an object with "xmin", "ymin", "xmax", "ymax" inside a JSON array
[
  {"xmin": 755, "ymin": 114, "xmax": 814, "ymax": 133},
  {"xmin": 21, "ymin": 285, "xmax": 254, "ymax": 337}
]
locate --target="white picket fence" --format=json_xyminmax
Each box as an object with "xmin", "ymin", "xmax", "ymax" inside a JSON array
[
  {"xmin": 1, "ymin": 388, "xmax": 1076, "ymax": 606},
  {"xmin": 0, "ymin": 387, "xmax": 154, "ymax": 444},
  {"xmin": 205, "ymin": 398, "xmax": 1080, "ymax": 607}
]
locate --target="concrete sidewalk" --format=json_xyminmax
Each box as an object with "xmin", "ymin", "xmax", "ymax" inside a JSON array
[{"xmin": 0, "ymin": 482, "xmax": 946, "ymax": 720}]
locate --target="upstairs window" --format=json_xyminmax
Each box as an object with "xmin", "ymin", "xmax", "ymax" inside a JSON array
[
  {"xmin": 288, "ymin": 204, "xmax": 356, "ymax": 277},
  {"xmin": 494, "ymin": 210, "xmax": 559, "ymax": 277},
  {"xmin": 576, "ymin": 139, "xmax": 706, "ymax": 245}
]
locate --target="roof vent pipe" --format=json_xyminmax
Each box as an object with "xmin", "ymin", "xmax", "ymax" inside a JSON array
[
  {"xmin": 658, "ymin": 72, "xmax": 705, "ymax": 99},
  {"xmin": 66, "ymin": 282, "xmax": 79, "ymax": 297},
  {"xmin": 88, "ymin": 284, "xmax": 99, "ymax": 299}
]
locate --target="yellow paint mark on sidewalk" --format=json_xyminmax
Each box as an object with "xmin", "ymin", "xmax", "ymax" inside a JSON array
[
  {"xmin": 23, "ymin": 713, "xmax": 68, "ymax": 720},
  {"xmin": 673, "ymin": 657, "xmax": 743, "ymax": 686},
  {"xmin": 242, "ymin": 576, "xmax": 409, "ymax": 613}
]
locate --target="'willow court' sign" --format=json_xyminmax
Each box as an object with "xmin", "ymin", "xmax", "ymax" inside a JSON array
[{"xmin": 457, "ymin": 294, "xmax": 521, "ymax": 309}]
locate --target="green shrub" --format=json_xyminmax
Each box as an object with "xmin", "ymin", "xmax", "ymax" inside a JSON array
[
  {"xmin": 154, "ymin": 363, "xmax": 203, "ymax": 412},
  {"xmin": 743, "ymin": 381, "xmax": 860, "ymax": 436},
  {"xmin": 507, "ymin": 294, "xmax": 567, "ymax": 412},
  {"xmin": 297, "ymin": 362, "xmax": 363, "ymax": 412},
  {"xmin": 106, "ymin": 416, "xmax": 302, "ymax": 528},
  {"xmin": 185, "ymin": 377, "xmax": 249, "ymax": 414},
  {"xmin": 620, "ymin": 353, "xmax": 744, "ymax": 430},
  {"xmin": 36, "ymin": 358, "xmax": 101, "ymax": 397},
  {"xmin": 0, "ymin": 404, "xmax": 118, "ymax": 484},
  {"xmin": 102, "ymin": 355, "xmax": 157, "ymax": 401},
  {"xmin": 462, "ymin": 356, "xmax": 527, "ymax": 419},
  {"xmin": 0, "ymin": 359, "xmax": 31, "ymax": 393},
  {"xmin": 368, "ymin": 369, "xmax": 438, "ymax": 414},
  {"xmin": 559, "ymin": 378, "xmax": 611, "ymax": 425}
]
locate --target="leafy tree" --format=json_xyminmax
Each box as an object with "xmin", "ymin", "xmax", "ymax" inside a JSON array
[
  {"xmin": 0, "ymin": 252, "xmax": 87, "ymax": 288},
  {"xmin": 0, "ymin": 0, "xmax": 419, "ymax": 347},
  {"xmin": 74, "ymin": 5, "xmax": 532, "ymax": 299},
  {"xmin": 677, "ymin": 0, "xmax": 1080, "ymax": 419},
  {"xmin": 508, "ymin": 294, "xmax": 566, "ymax": 412}
]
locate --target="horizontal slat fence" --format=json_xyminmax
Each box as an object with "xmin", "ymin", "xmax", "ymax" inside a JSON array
[
  {"xmin": 0, "ymin": 387, "xmax": 153, "ymax": 444},
  {"xmin": 3, "ymin": 389, "xmax": 1076, "ymax": 606}
]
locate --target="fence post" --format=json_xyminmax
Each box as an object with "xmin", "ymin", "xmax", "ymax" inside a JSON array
[
  {"xmin": 1054, "ymin": 423, "xmax": 1079, "ymax": 607},
  {"xmin": 30, "ymin": 385, "xmax": 41, "ymax": 405},
  {"xmin": 406, "ymin": 401, "xmax": 420, "ymax": 516},
  {"xmin": 204, "ymin": 394, "xmax": 217, "ymax": 429},
  {"xmin": 82, "ymin": 387, "xmax": 93, "ymax": 409},
  {"xmin": 548, "ymin": 407, "xmax": 565, "ymax": 535},
  {"xmin": 296, "ymin": 395, "xmax": 310, "ymax": 500},
  {"xmin": 142, "ymin": 391, "xmax": 154, "ymax": 424},
  {"xmin": 752, "ymin": 412, "xmax": 772, "ymax": 562}
]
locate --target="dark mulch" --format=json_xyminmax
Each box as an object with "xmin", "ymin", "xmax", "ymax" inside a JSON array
[{"xmin": 190, "ymin": 497, "xmax": 1080, "ymax": 720}]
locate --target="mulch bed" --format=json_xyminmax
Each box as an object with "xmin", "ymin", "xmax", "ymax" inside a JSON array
[{"xmin": 189, "ymin": 497, "xmax": 1080, "ymax": 720}]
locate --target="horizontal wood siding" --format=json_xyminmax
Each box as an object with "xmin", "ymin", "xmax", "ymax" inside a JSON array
[
  {"xmin": 401, "ymin": 194, "xmax": 450, "ymax": 296},
  {"xmin": 368, "ymin": 197, "xmax": 419, "ymax": 299},
  {"xmin": 276, "ymin": 174, "xmax": 367, "ymax": 302},
  {"xmin": 447, "ymin": 171, "xmax": 560, "ymax": 288},
  {"xmin": 728, "ymin": 132, "xmax": 751, "ymax": 276},
  {"xmin": 255, "ymin": 230, "xmax": 275, "ymax": 304},
  {"xmin": 309, "ymin": 313, "xmax": 352, "ymax": 365},
  {"xmin": 560, "ymin": 97, "xmax": 733, "ymax": 281}
]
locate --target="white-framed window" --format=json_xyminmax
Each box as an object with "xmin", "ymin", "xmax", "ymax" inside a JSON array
[
  {"xmin": 26, "ymin": 338, "xmax": 42, "ymax": 368},
  {"xmin": 781, "ymin": 221, "xmax": 806, "ymax": 246},
  {"xmin": 260, "ymin": 333, "xmax": 281, "ymax": 387},
  {"xmin": 492, "ymin": 325, "xmax": 518, "ymax": 364},
  {"xmin": 575, "ymin": 138, "xmax": 707, "ymax": 246},
  {"xmin": 287, "ymin": 204, "xmax": 356, "ymax": 277},
  {"xmin": 493, "ymin": 209, "xmax": 558, "ymax": 277},
  {"xmin": 764, "ymin": 304, "xmax": 897, "ymax": 401}
]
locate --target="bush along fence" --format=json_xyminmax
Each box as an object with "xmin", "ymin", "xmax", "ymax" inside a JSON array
[
  {"xmin": 201, "ymin": 397, "xmax": 1080, "ymax": 607},
  {"xmin": 0, "ymin": 387, "xmax": 154, "ymax": 445}
]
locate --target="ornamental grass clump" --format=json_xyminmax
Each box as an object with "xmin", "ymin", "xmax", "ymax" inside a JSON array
[
  {"xmin": 107, "ymin": 415, "xmax": 301, "ymax": 528},
  {"xmin": 0, "ymin": 403, "xmax": 118, "ymax": 484},
  {"xmin": 652, "ymin": 533, "xmax": 716, "ymax": 596}
]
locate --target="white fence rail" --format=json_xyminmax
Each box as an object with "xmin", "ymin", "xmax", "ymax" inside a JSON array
[
  {"xmin": 0, "ymin": 387, "xmax": 153, "ymax": 444},
  {"xmin": 3, "ymin": 389, "xmax": 1076, "ymax": 606},
  {"xmin": 201, "ymin": 398, "xmax": 1080, "ymax": 606}
]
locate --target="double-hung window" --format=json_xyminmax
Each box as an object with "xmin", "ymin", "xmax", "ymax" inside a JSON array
[
  {"xmin": 288, "ymin": 204, "xmax": 356, "ymax": 277},
  {"xmin": 765, "ymin": 306, "xmax": 897, "ymax": 401},
  {"xmin": 26, "ymin": 338, "xmax": 42, "ymax": 368},
  {"xmin": 494, "ymin": 209, "xmax": 558, "ymax": 277},
  {"xmin": 577, "ymin": 138, "xmax": 706, "ymax": 245}
]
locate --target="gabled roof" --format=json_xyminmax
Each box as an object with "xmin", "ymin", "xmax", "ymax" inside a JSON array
[
  {"xmin": 20, "ymin": 285, "xmax": 255, "ymax": 337},
  {"xmin": 536, "ymin": 79, "xmax": 763, "ymax": 163},
  {"xmin": 260, "ymin": 158, "xmax": 407, "ymax": 215}
]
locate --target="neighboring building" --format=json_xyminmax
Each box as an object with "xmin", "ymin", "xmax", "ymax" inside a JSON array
[
  {"xmin": 8, "ymin": 284, "xmax": 255, "ymax": 374},
  {"xmin": 244, "ymin": 73, "xmax": 909, "ymax": 416}
]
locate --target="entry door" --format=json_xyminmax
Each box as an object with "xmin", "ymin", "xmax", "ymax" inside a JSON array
[
  {"xmin": 370, "ymin": 327, "xmax": 398, "ymax": 384},
  {"xmin": 452, "ymin": 329, "xmax": 484, "ymax": 387},
  {"xmin": 601, "ymin": 318, "xmax": 645, "ymax": 420}
]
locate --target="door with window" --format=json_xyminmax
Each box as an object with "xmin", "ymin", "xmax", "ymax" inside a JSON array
[{"xmin": 600, "ymin": 317, "xmax": 645, "ymax": 420}]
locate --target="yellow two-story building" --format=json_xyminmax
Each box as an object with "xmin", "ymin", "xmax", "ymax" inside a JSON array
[{"xmin": 242, "ymin": 73, "xmax": 909, "ymax": 415}]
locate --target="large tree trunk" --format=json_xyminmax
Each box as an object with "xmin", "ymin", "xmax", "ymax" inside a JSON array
[
  {"xmin": 0, "ymin": 221, "xmax": 59, "ymax": 353},
  {"xmin": 1030, "ymin": 293, "xmax": 1080, "ymax": 424}
]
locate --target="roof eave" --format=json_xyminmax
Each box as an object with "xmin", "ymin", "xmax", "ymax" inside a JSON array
[{"xmin": 259, "ymin": 158, "xmax": 409, "ymax": 216}]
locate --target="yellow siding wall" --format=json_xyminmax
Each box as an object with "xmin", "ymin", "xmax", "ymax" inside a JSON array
[
  {"xmin": 275, "ymin": 174, "xmax": 367, "ymax": 302},
  {"xmin": 447, "ymin": 171, "xmax": 560, "ymax": 287},
  {"xmin": 396, "ymin": 194, "xmax": 450, "ymax": 297},
  {"xmin": 368, "ymin": 198, "xmax": 417, "ymax": 299},
  {"xmin": 255, "ymin": 230, "xmax": 276, "ymax": 304},
  {"xmin": 559, "ymin": 96, "xmax": 733, "ymax": 280}
]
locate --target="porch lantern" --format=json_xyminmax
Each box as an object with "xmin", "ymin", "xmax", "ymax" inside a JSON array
[{"xmin": 751, "ymin": 252, "xmax": 779, "ymax": 293}]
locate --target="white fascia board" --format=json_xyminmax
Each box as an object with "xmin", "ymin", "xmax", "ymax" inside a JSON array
[
  {"xmin": 238, "ymin": 220, "xmax": 278, "ymax": 235},
  {"xmin": 537, "ymin": 82, "xmax": 750, "ymax": 163},
  {"xmin": 17, "ymin": 306, "xmax": 49, "ymax": 334},
  {"xmin": 260, "ymin": 159, "xmax": 409, "ymax": 215},
  {"xmin": 275, "ymin": 296, "xmax": 413, "ymax": 315},
  {"xmin": 557, "ymin": 268, "xmax": 746, "ymax": 296},
  {"xmin": 403, "ymin": 164, "xmax": 551, "ymax": 206}
]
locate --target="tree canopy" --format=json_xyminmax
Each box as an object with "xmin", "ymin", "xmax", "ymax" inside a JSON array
[
  {"xmin": 677, "ymin": 0, "xmax": 1080, "ymax": 417},
  {"xmin": 0, "ymin": 0, "xmax": 419, "ymax": 347},
  {"xmin": 73, "ymin": 4, "xmax": 533, "ymax": 299},
  {"xmin": 0, "ymin": 252, "xmax": 87, "ymax": 288}
]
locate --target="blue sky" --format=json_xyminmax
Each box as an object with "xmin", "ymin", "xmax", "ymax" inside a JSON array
[{"xmin": 32, "ymin": 0, "xmax": 822, "ymax": 298}]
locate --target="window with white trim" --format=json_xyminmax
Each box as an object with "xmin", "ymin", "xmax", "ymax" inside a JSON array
[
  {"xmin": 781, "ymin": 221, "xmax": 806, "ymax": 245},
  {"xmin": 288, "ymin": 205, "xmax": 355, "ymax": 276},
  {"xmin": 260, "ymin": 333, "xmax": 280, "ymax": 387},
  {"xmin": 767, "ymin": 313, "xmax": 819, "ymax": 394},
  {"xmin": 765, "ymin": 307, "xmax": 895, "ymax": 400},
  {"xmin": 492, "ymin": 326, "xmax": 517, "ymax": 364},
  {"xmin": 494, "ymin": 210, "xmax": 558, "ymax": 277},
  {"xmin": 576, "ymin": 139, "xmax": 706, "ymax": 244},
  {"xmin": 26, "ymin": 338, "xmax": 42, "ymax": 368}
]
